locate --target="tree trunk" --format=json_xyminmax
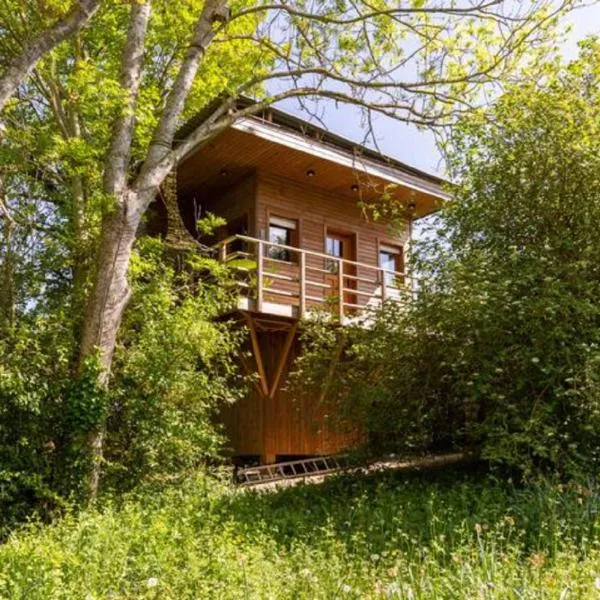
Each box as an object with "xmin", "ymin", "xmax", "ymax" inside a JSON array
[{"xmin": 78, "ymin": 191, "xmax": 143, "ymax": 498}]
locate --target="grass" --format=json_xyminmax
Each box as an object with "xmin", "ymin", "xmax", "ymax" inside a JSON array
[{"xmin": 1, "ymin": 466, "xmax": 600, "ymax": 599}]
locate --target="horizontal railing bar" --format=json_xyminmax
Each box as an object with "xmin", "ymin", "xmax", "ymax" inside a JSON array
[
  {"xmin": 305, "ymin": 265, "xmax": 332, "ymax": 275},
  {"xmin": 305, "ymin": 280, "xmax": 331, "ymax": 289},
  {"xmin": 305, "ymin": 294, "xmax": 327, "ymax": 303},
  {"xmin": 225, "ymin": 251, "xmax": 254, "ymax": 260},
  {"xmin": 343, "ymin": 287, "xmax": 382, "ymax": 298},
  {"xmin": 343, "ymin": 301, "xmax": 381, "ymax": 310},
  {"xmin": 229, "ymin": 265, "xmax": 250, "ymax": 272},
  {"xmin": 341, "ymin": 273, "xmax": 380, "ymax": 286},
  {"xmin": 263, "ymin": 287, "xmax": 298, "ymax": 298},
  {"xmin": 263, "ymin": 256, "xmax": 296, "ymax": 266},
  {"xmin": 264, "ymin": 272, "xmax": 298, "ymax": 283}
]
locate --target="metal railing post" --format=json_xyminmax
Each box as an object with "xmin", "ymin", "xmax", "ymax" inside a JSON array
[{"xmin": 257, "ymin": 239, "xmax": 264, "ymax": 313}]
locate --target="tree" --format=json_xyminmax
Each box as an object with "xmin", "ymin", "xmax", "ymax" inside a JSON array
[
  {"xmin": 295, "ymin": 39, "xmax": 600, "ymax": 476},
  {"xmin": 0, "ymin": 0, "xmax": 582, "ymax": 497},
  {"xmin": 0, "ymin": 0, "xmax": 102, "ymax": 109}
]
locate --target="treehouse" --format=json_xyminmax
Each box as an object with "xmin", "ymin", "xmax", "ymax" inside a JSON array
[{"xmin": 162, "ymin": 101, "xmax": 447, "ymax": 465}]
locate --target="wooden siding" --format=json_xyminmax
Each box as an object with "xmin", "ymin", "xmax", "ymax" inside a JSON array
[
  {"xmin": 219, "ymin": 327, "xmax": 359, "ymax": 461},
  {"xmin": 254, "ymin": 172, "xmax": 409, "ymax": 311},
  {"xmin": 256, "ymin": 172, "xmax": 408, "ymax": 254},
  {"xmin": 180, "ymin": 163, "xmax": 409, "ymax": 463}
]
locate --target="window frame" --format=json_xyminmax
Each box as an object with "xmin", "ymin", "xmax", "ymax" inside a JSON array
[
  {"xmin": 267, "ymin": 215, "xmax": 298, "ymax": 262},
  {"xmin": 378, "ymin": 243, "xmax": 404, "ymax": 287}
]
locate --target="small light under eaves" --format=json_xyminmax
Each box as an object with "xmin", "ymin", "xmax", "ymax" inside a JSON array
[
  {"xmin": 407, "ymin": 201, "xmax": 417, "ymax": 212},
  {"xmin": 351, "ymin": 184, "xmax": 359, "ymax": 192},
  {"xmin": 306, "ymin": 169, "xmax": 316, "ymax": 177},
  {"xmin": 219, "ymin": 168, "xmax": 229, "ymax": 177}
]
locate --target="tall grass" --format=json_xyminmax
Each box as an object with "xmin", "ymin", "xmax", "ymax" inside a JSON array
[{"xmin": 1, "ymin": 467, "xmax": 599, "ymax": 599}]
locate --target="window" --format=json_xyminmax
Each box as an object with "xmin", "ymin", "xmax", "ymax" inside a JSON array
[
  {"xmin": 379, "ymin": 244, "xmax": 403, "ymax": 286},
  {"xmin": 326, "ymin": 235, "xmax": 344, "ymax": 273},
  {"xmin": 268, "ymin": 216, "xmax": 297, "ymax": 261}
]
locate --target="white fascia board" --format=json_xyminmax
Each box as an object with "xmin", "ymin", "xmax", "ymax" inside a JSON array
[{"xmin": 232, "ymin": 118, "xmax": 450, "ymax": 201}]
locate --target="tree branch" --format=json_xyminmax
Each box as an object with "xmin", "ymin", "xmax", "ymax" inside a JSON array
[
  {"xmin": 0, "ymin": 0, "xmax": 102, "ymax": 110},
  {"xmin": 103, "ymin": 0, "xmax": 151, "ymax": 198},
  {"xmin": 134, "ymin": 0, "xmax": 229, "ymax": 200}
]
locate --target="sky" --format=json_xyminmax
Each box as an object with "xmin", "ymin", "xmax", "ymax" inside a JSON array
[{"xmin": 276, "ymin": 3, "xmax": 600, "ymax": 179}]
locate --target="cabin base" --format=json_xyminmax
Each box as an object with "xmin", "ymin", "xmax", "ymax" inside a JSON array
[{"xmin": 219, "ymin": 311, "xmax": 359, "ymax": 464}]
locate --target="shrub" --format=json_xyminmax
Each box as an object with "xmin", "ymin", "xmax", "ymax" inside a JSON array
[{"xmin": 293, "ymin": 41, "xmax": 600, "ymax": 477}]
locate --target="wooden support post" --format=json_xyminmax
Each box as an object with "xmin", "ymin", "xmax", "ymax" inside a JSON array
[
  {"xmin": 262, "ymin": 453, "xmax": 276, "ymax": 465},
  {"xmin": 269, "ymin": 322, "xmax": 298, "ymax": 399},
  {"xmin": 219, "ymin": 241, "xmax": 227, "ymax": 263},
  {"xmin": 381, "ymin": 269, "xmax": 387, "ymax": 304},
  {"xmin": 299, "ymin": 252, "xmax": 306, "ymax": 318},
  {"xmin": 257, "ymin": 240, "xmax": 264, "ymax": 313},
  {"xmin": 244, "ymin": 313, "xmax": 269, "ymax": 397},
  {"xmin": 338, "ymin": 258, "xmax": 344, "ymax": 320}
]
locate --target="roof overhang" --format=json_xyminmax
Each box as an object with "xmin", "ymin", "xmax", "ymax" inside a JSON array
[
  {"xmin": 228, "ymin": 117, "xmax": 450, "ymax": 203},
  {"xmin": 177, "ymin": 102, "xmax": 449, "ymax": 218}
]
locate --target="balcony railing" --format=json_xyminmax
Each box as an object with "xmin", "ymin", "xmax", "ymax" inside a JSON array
[{"xmin": 214, "ymin": 234, "xmax": 413, "ymax": 322}]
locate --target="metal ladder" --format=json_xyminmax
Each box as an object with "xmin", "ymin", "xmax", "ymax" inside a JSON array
[{"xmin": 236, "ymin": 455, "xmax": 345, "ymax": 486}]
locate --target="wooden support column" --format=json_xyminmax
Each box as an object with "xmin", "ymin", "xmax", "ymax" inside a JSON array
[
  {"xmin": 256, "ymin": 240, "xmax": 264, "ymax": 313},
  {"xmin": 299, "ymin": 252, "xmax": 306, "ymax": 318},
  {"xmin": 244, "ymin": 313, "xmax": 269, "ymax": 397},
  {"xmin": 239, "ymin": 352, "xmax": 265, "ymax": 397},
  {"xmin": 269, "ymin": 322, "xmax": 298, "ymax": 399}
]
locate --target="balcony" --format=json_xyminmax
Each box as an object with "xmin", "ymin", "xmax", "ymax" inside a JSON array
[{"xmin": 214, "ymin": 235, "xmax": 412, "ymax": 323}]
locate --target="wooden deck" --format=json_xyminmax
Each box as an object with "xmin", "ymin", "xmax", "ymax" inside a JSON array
[{"xmin": 215, "ymin": 234, "xmax": 413, "ymax": 323}]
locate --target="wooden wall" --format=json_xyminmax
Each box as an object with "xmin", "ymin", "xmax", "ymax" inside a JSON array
[
  {"xmin": 188, "ymin": 170, "xmax": 408, "ymax": 462},
  {"xmin": 255, "ymin": 173, "xmax": 410, "ymax": 310},
  {"xmin": 255, "ymin": 172, "xmax": 408, "ymax": 260},
  {"xmin": 219, "ymin": 326, "xmax": 359, "ymax": 462}
]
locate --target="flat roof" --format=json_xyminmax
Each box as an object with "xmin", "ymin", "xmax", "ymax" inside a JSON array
[{"xmin": 176, "ymin": 97, "xmax": 448, "ymax": 203}]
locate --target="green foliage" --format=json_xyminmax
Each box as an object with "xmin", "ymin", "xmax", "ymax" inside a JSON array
[
  {"xmin": 104, "ymin": 237, "xmax": 245, "ymax": 490},
  {"xmin": 293, "ymin": 41, "xmax": 600, "ymax": 477},
  {"xmin": 0, "ymin": 237, "xmax": 245, "ymax": 535},
  {"xmin": 1, "ymin": 469, "xmax": 600, "ymax": 598}
]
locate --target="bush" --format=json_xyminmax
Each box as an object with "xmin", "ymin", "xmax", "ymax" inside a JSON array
[
  {"xmin": 293, "ymin": 41, "xmax": 600, "ymax": 477},
  {"xmin": 0, "ymin": 237, "xmax": 246, "ymax": 535}
]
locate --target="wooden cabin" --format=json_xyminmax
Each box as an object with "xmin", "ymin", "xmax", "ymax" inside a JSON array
[{"xmin": 170, "ymin": 103, "xmax": 447, "ymax": 465}]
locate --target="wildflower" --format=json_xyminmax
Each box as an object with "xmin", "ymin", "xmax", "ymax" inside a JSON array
[
  {"xmin": 474, "ymin": 523, "xmax": 482, "ymax": 534},
  {"xmin": 387, "ymin": 566, "xmax": 399, "ymax": 577},
  {"xmin": 300, "ymin": 568, "xmax": 312, "ymax": 578},
  {"xmin": 386, "ymin": 582, "xmax": 401, "ymax": 597},
  {"xmin": 529, "ymin": 553, "xmax": 545, "ymax": 569},
  {"xmin": 146, "ymin": 577, "xmax": 159, "ymax": 588},
  {"xmin": 594, "ymin": 577, "xmax": 600, "ymax": 590},
  {"xmin": 341, "ymin": 583, "xmax": 353, "ymax": 594},
  {"xmin": 371, "ymin": 553, "xmax": 380, "ymax": 562}
]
